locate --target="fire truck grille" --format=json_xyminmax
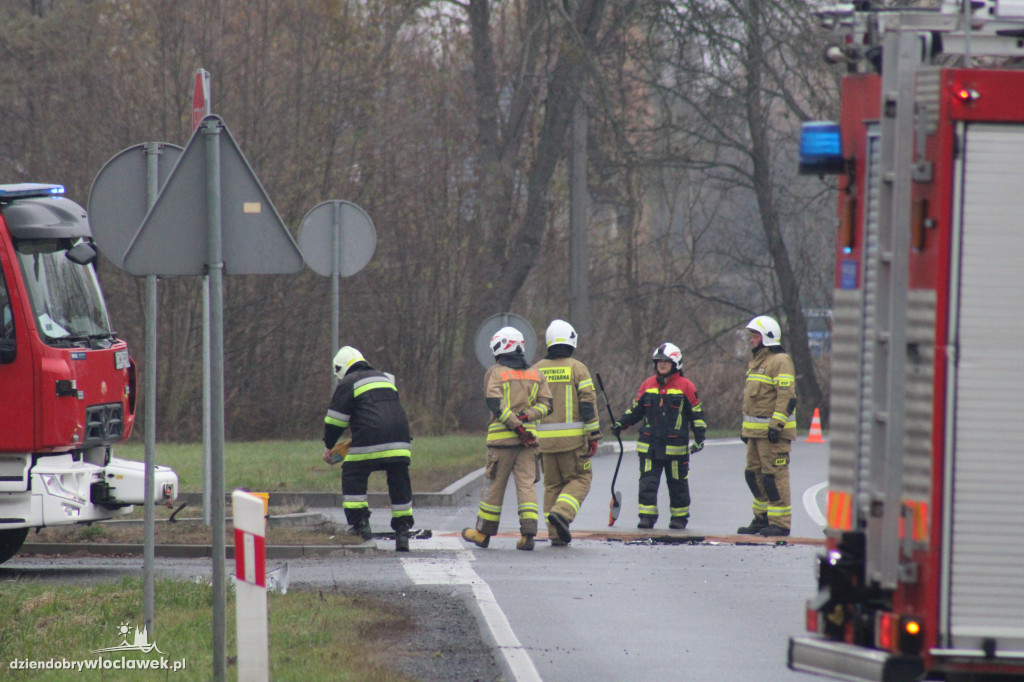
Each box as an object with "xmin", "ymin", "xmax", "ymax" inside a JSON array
[{"xmin": 83, "ymin": 403, "xmax": 124, "ymax": 445}]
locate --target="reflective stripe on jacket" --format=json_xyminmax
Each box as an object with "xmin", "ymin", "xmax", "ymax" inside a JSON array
[
  {"xmin": 617, "ymin": 372, "xmax": 706, "ymax": 460},
  {"xmin": 484, "ymin": 362, "xmax": 554, "ymax": 446},
  {"xmin": 741, "ymin": 347, "xmax": 797, "ymax": 440},
  {"xmin": 324, "ymin": 367, "xmax": 412, "ymax": 463},
  {"xmin": 532, "ymin": 356, "xmax": 602, "ymax": 453}
]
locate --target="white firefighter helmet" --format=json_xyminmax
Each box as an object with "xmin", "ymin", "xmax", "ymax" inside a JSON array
[
  {"xmin": 490, "ymin": 326, "xmax": 526, "ymax": 357},
  {"xmin": 746, "ymin": 315, "xmax": 782, "ymax": 347},
  {"xmin": 545, "ymin": 319, "xmax": 578, "ymax": 348},
  {"xmin": 333, "ymin": 346, "xmax": 366, "ymax": 379},
  {"xmin": 652, "ymin": 342, "xmax": 683, "ymax": 371}
]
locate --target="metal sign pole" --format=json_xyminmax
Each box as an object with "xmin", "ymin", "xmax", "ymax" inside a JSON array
[
  {"xmin": 331, "ymin": 201, "xmax": 340, "ymax": 390},
  {"xmin": 202, "ymin": 118, "xmax": 228, "ymax": 682},
  {"xmin": 203, "ymin": 280, "xmax": 212, "ymax": 525},
  {"xmin": 143, "ymin": 143, "xmax": 160, "ymax": 634},
  {"xmin": 195, "ymin": 71, "xmax": 214, "ymax": 527},
  {"xmin": 297, "ymin": 200, "xmax": 376, "ymax": 394},
  {"xmin": 118, "ymin": 119, "xmax": 304, "ymax": 682}
]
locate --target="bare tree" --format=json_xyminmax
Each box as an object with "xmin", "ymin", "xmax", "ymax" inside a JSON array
[
  {"xmin": 612, "ymin": 0, "xmax": 838, "ymax": 425},
  {"xmin": 0, "ymin": 0, "xmax": 840, "ymax": 440}
]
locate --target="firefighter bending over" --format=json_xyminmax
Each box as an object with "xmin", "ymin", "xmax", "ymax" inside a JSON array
[{"xmin": 323, "ymin": 346, "xmax": 414, "ymax": 552}]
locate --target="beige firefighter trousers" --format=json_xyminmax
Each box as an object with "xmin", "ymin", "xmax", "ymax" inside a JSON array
[
  {"xmin": 745, "ymin": 437, "xmax": 792, "ymax": 530},
  {"xmin": 474, "ymin": 444, "xmax": 541, "ymax": 536},
  {"xmin": 542, "ymin": 444, "xmax": 592, "ymax": 539}
]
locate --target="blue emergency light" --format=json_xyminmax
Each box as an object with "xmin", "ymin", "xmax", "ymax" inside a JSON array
[
  {"xmin": 0, "ymin": 183, "xmax": 65, "ymax": 198},
  {"xmin": 799, "ymin": 121, "xmax": 845, "ymax": 175}
]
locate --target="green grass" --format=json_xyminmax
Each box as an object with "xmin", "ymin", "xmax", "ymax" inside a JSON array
[
  {"xmin": 114, "ymin": 435, "xmax": 485, "ymax": 494},
  {"xmin": 0, "ymin": 577, "xmax": 416, "ymax": 681},
  {"xmin": 111, "ymin": 431, "xmax": 739, "ymax": 497}
]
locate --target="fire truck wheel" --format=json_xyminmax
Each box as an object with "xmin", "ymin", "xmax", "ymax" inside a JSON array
[{"xmin": 0, "ymin": 527, "xmax": 28, "ymax": 565}]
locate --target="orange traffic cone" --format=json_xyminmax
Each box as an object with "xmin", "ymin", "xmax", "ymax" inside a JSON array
[{"xmin": 806, "ymin": 408, "xmax": 825, "ymax": 443}]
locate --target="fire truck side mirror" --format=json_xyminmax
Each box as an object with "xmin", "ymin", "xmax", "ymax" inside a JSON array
[{"xmin": 65, "ymin": 240, "xmax": 97, "ymax": 266}]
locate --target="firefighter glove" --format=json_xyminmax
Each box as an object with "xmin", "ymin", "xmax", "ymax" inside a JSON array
[
  {"xmin": 690, "ymin": 440, "xmax": 704, "ymax": 454},
  {"xmin": 515, "ymin": 425, "xmax": 538, "ymax": 447},
  {"xmin": 767, "ymin": 427, "xmax": 780, "ymax": 444},
  {"xmin": 612, "ymin": 422, "xmax": 623, "ymax": 437},
  {"xmin": 516, "ymin": 412, "xmax": 530, "ymax": 423},
  {"xmin": 741, "ymin": 436, "xmax": 748, "ymax": 444},
  {"xmin": 585, "ymin": 440, "xmax": 598, "ymax": 458}
]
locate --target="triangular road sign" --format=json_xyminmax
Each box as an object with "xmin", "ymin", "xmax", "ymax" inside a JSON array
[{"xmin": 123, "ymin": 115, "xmax": 304, "ymax": 276}]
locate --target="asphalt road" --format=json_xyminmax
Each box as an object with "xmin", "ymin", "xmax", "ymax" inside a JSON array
[
  {"xmin": 2, "ymin": 437, "xmax": 831, "ymax": 681},
  {"xmin": 399, "ymin": 436, "xmax": 829, "ymax": 539},
  {"xmin": 317, "ymin": 436, "xmax": 831, "ymax": 682}
]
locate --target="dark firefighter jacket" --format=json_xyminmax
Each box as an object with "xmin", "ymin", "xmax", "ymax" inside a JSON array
[
  {"xmin": 617, "ymin": 372, "xmax": 706, "ymax": 459},
  {"xmin": 323, "ymin": 365, "xmax": 411, "ymax": 464}
]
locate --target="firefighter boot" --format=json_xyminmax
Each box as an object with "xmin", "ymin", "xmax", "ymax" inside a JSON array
[
  {"xmin": 395, "ymin": 530, "xmax": 410, "ymax": 552},
  {"xmin": 759, "ymin": 524, "xmax": 790, "ymax": 537},
  {"xmin": 349, "ymin": 521, "xmax": 373, "ymax": 541},
  {"xmin": 548, "ymin": 512, "xmax": 572, "ymax": 544},
  {"xmin": 516, "ymin": 534, "xmax": 535, "ymax": 551},
  {"xmin": 737, "ymin": 516, "xmax": 768, "ymax": 535},
  {"xmin": 637, "ymin": 517, "xmax": 655, "ymax": 529},
  {"xmin": 669, "ymin": 516, "xmax": 688, "ymax": 530},
  {"xmin": 461, "ymin": 528, "xmax": 490, "ymax": 548}
]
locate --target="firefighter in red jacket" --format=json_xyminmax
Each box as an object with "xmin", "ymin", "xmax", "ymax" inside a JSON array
[
  {"xmin": 737, "ymin": 315, "xmax": 797, "ymax": 537},
  {"xmin": 613, "ymin": 343, "xmax": 707, "ymax": 529}
]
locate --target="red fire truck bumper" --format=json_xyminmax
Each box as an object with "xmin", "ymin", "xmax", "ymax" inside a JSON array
[{"xmin": 788, "ymin": 635, "xmax": 923, "ymax": 682}]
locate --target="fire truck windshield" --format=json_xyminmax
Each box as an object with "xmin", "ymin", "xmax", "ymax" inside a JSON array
[{"xmin": 14, "ymin": 238, "xmax": 113, "ymax": 346}]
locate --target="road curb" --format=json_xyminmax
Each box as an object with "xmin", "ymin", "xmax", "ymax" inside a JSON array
[
  {"xmin": 19, "ymin": 541, "xmax": 379, "ymax": 559},
  {"xmin": 19, "ymin": 530, "xmax": 825, "ymax": 561},
  {"xmin": 176, "ymin": 463, "xmax": 489, "ymax": 510}
]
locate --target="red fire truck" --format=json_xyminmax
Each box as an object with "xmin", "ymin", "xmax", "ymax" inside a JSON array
[
  {"xmin": 789, "ymin": 2, "xmax": 1024, "ymax": 680},
  {"xmin": 0, "ymin": 183, "xmax": 176, "ymax": 564}
]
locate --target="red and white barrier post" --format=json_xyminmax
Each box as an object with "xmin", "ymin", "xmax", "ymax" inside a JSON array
[{"xmin": 233, "ymin": 490, "xmax": 269, "ymax": 681}]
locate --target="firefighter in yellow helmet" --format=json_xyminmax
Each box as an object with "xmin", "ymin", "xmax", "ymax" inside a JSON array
[
  {"xmin": 462, "ymin": 326, "xmax": 553, "ymax": 551},
  {"xmin": 531, "ymin": 320, "xmax": 601, "ymax": 546},
  {"xmin": 323, "ymin": 346, "xmax": 414, "ymax": 551},
  {"xmin": 738, "ymin": 316, "xmax": 797, "ymax": 537}
]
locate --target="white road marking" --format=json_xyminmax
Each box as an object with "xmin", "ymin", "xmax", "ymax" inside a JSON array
[
  {"xmin": 804, "ymin": 481, "xmax": 828, "ymax": 527},
  {"xmin": 412, "ymin": 535, "xmax": 470, "ymax": 552},
  {"xmin": 402, "ymin": 549, "xmax": 542, "ymax": 682}
]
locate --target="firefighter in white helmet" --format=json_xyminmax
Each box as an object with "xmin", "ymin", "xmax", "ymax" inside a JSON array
[
  {"xmin": 612, "ymin": 343, "xmax": 707, "ymax": 530},
  {"xmin": 323, "ymin": 346, "xmax": 415, "ymax": 551},
  {"xmin": 737, "ymin": 315, "xmax": 797, "ymax": 537},
  {"xmin": 530, "ymin": 320, "xmax": 601, "ymax": 546},
  {"xmin": 463, "ymin": 326, "xmax": 553, "ymax": 551}
]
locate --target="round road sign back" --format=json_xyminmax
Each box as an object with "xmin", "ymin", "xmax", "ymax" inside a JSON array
[
  {"xmin": 298, "ymin": 200, "xmax": 376, "ymax": 277},
  {"xmin": 87, "ymin": 142, "xmax": 184, "ymax": 268},
  {"xmin": 474, "ymin": 313, "xmax": 538, "ymax": 369}
]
